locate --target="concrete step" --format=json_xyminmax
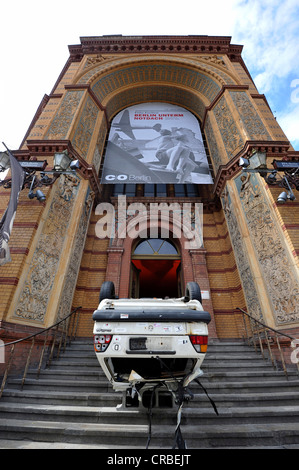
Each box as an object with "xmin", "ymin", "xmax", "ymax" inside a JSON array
[
  {"xmin": 25, "ymin": 367, "xmax": 297, "ymax": 384},
  {"xmin": 0, "ymin": 389, "xmax": 122, "ymax": 406},
  {"xmin": 48, "ymin": 360, "xmax": 100, "ymax": 369},
  {"xmin": 0, "ymin": 418, "xmax": 149, "ymax": 447},
  {"xmin": 0, "ymin": 417, "xmax": 299, "ymax": 448},
  {"xmin": 2, "ymin": 387, "xmax": 299, "ymax": 409},
  {"xmin": 0, "ymin": 440, "xmax": 146, "ymax": 449},
  {"xmin": 7, "ymin": 378, "xmax": 112, "ymax": 393},
  {"xmin": 149, "ymin": 422, "xmax": 299, "ymax": 448},
  {"xmin": 1, "ymin": 402, "xmax": 299, "ymax": 426},
  {"xmin": 26, "ymin": 369, "xmax": 106, "ymax": 380},
  {"xmin": 195, "ymin": 379, "xmax": 299, "ymax": 394},
  {"xmin": 53, "ymin": 353, "xmax": 276, "ymax": 373},
  {"xmin": 201, "ymin": 370, "xmax": 299, "ymax": 382},
  {"xmin": 7, "ymin": 374, "xmax": 299, "ymax": 395},
  {"xmin": 186, "ymin": 391, "xmax": 299, "ymax": 408}
]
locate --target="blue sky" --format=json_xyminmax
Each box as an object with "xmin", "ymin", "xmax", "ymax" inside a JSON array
[
  {"xmin": 231, "ymin": 0, "xmax": 299, "ymax": 150},
  {"xmin": 0, "ymin": 0, "xmax": 298, "ymax": 151}
]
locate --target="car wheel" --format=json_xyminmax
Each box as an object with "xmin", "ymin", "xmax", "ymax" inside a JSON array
[
  {"xmin": 99, "ymin": 281, "xmax": 115, "ymax": 302},
  {"xmin": 185, "ymin": 282, "xmax": 202, "ymax": 303}
]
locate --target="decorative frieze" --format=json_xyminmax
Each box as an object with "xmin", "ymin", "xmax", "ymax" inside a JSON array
[
  {"xmin": 221, "ymin": 186, "xmax": 263, "ymax": 321},
  {"xmin": 72, "ymin": 96, "xmax": 99, "ymax": 158},
  {"xmin": 56, "ymin": 187, "xmax": 94, "ymax": 321},
  {"xmin": 92, "ymin": 118, "xmax": 107, "ymax": 174},
  {"xmin": 44, "ymin": 90, "xmax": 84, "ymax": 139},
  {"xmin": 213, "ymin": 95, "xmax": 244, "ymax": 160},
  {"xmin": 229, "ymin": 91, "xmax": 271, "ymax": 141},
  {"xmin": 13, "ymin": 176, "xmax": 80, "ymax": 323},
  {"xmin": 204, "ymin": 114, "xmax": 225, "ymax": 173},
  {"xmin": 235, "ymin": 172, "xmax": 299, "ymax": 325}
]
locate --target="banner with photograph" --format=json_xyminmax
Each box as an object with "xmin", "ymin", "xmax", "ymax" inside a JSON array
[{"xmin": 101, "ymin": 103, "xmax": 213, "ymax": 184}]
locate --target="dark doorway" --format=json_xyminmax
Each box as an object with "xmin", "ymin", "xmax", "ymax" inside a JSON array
[
  {"xmin": 131, "ymin": 259, "xmax": 181, "ymax": 298},
  {"xmin": 130, "ymin": 238, "xmax": 181, "ymax": 298}
]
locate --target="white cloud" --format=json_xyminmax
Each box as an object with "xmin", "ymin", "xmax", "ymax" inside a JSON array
[
  {"xmin": 231, "ymin": 0, "xmax": 299, "ymax": 90},
  {"xmin": 229, "ymin": 0, "xmax": 299, "ymax": 148}
]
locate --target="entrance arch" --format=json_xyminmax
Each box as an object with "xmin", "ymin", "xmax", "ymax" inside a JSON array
[
  {"xmin": 131, "ymin": 238, "xmax": 181, "ymax": 298},
  {"xmin": 75, "ymin": 54, "xmax": 238, "ymax": 171}
]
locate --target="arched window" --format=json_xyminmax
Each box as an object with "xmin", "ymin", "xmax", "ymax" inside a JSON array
[{"xmin": 133, "ymin": 238, "xmax": 178, "ymax": 256}]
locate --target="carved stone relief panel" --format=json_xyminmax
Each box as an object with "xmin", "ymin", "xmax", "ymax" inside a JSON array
[
  {"xmin": 221, "ymin": 185, "xmax": 263, "ymax": 321},
  {"xmin": 92, "ymin": 118, "xmax": 108, "ymax": 174},
  {"xmin": 72, "ymin": 96, "xmax": 99, "ymax": 158},
  {"xmin": 204, "ymin": 114, "xmax": 226, "ymax": 174},
  {"xmin": 199, "ymin": 55, "xmax": 227, "ymax": 67},
  {"xmin": 229, "ymin": 91, "xmax": 271, "ymax": 141},
  {"xmin": 235, "ymin": 172, "xmax": 299, "ymax": 325},
  {"xmin": 56, "ymin": 187, "xmax": 94, "ymax": 321},
  {"xmin": 13, "ymin": 176, "xmax": 80, "ymax": 323},
  {"xmin": 213, "ymin": 95, "xmax": 244, "ymax": 161},
  {"xmin": 83, "ymin": 55, "xmax": 109, "ymax": 71},
  {"xmin": 44, "ymin": 90, "xmax": 84, "ymax": 139}
]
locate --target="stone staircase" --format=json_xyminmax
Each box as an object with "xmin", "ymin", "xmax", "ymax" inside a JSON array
[{"xmin": 1, "ymin": 339, "xmax": 299, "ymax": 449}]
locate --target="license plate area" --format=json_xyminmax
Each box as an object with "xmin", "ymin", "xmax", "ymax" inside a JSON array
[{"xmin": 129, "ymin": 336, "xmax": 173, "ymax": 351}]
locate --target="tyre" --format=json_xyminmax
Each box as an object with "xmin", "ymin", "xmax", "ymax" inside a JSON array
[
  {"xmin": 99, "ymin": 281, "xmax": 115, "ymax": 302},
  {"xmin": 184, "ymin": 282, "xmax": 202, "ymax": 303}
]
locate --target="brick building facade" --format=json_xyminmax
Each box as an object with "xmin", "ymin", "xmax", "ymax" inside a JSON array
[{"xmin": 1, "ymin": 35, "xmax": 299, "ymax": 358}]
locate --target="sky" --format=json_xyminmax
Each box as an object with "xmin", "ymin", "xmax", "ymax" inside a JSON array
[{"xmin": 0, "ymin": 0, "xmax": 298, "ymax": 153}]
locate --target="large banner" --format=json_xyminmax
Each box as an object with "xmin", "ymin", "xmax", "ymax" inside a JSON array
[{"xmin": 101, "ymin": 103, "xmax": 213, "ymax": 184}]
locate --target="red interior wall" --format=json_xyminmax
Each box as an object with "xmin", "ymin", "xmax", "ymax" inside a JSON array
[{"xmin": 131, "ymin": 259, "xmax": 180, "ymax": 298}]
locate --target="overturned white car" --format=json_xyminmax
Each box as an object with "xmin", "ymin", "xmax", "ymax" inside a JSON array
[{"xmin": 92, "ymin": 281, "xmax": 211, "ymax": 407}]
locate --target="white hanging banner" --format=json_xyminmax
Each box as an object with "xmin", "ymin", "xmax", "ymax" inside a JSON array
[{"xmin": 101, "ymin": 103, "xmax": 213, "ymax": 184}]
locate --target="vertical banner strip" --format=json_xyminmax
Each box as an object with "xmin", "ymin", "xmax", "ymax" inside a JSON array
[{"xmin": 0, "ymin": 148, "xmax": 25, "ymax": 266}]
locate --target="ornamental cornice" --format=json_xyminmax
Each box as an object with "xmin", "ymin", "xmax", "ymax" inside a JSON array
[
  {"xmin": 69, "ymin": 35, "xmax": 241, "ymax": 58},
  {"xmin": 213, "ymin": 140, "xmax": 291, "ymax": 196}
]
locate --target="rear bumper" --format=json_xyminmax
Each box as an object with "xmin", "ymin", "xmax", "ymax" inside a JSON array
[{"xmin": 92, "ymin": 308, "xmax": 211, "ymax": 323}]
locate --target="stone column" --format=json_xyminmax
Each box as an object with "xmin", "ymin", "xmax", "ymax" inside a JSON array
[
  {"xmin": 223, "ymin": 174, "xmax": 299, "ymax": 329},
  {"xmin": 5, "ymin": 176, "xmax": 93, "ymax": 328}
]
